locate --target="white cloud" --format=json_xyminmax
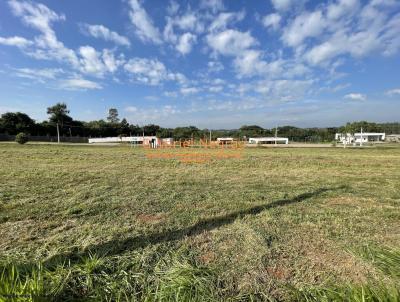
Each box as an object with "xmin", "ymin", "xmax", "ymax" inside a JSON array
[
  {"xmin": 163, "ymin": 17, "xmax": 177, "ymax": 43},
  {"xmin": 125, "ymin": 106, "xmax": 138, "ymax": 112},
  {"xmin": 14, "ymin": 67, "xmax": 64, "ymax": 82},
  {"xmin": 8, "ymin": 0, "xmax": 65, "ymax": 32},
  {"xmin": 255, "ymin": 79, "xmax": 314, "ymax": 102},
  {"xmin": 212, "ymin": 78, "xmax": 225, "ymax": 85},
  {"xmin": 206, "ymin": 29, "xmax": 257, "ymax": 56},
  {"xmin": 5, "ymin": 1, "xmax": 125, "ymax": 78},
  {"xmin": 164, "ymin": 91, "xmax": 178, "ymax": 97},
  {"xmin": 209, "ymin": 11, "xmax": 245, "ymax": 32},
  {"xmin": 59, "ymin": 77, "xmax": 102, "ymax": 90},
  {"xmin": 174, "ymin": 13, "xmax": 203, "ymax": 33},
  {"xmin": 205, "ymin": 28, "xmax": 303, "ymax": 79},
  {"xmin": 232, "ymin": 51, "xmax": 305, "ymax": 79},
  {"xmin": 102, "ymin": 49, "xmax": 125, "ymax": 73},
  {"xmin": 209, "ymin": 86, "xmax": 223, "ymax": 92},
  {"xmin": 180, "ymin": 87, "xmax": 199, "ymax": 95},
  {"xmin": 127, "ymin": 0, "xmax": 162, "ymax": 44},
  {"xmin": 262, "ymin": 13, "xmax": 281, "ymax": 30},
  {"xmin": 7, "ymin": 0, "xmax": 79, "ymax": 67},
  {"xmin": 381, "ymin": 12, "xmax": 400, "ymax": 56},
  {"xmin": 208, "ymin": 61, "xmax": 224, "ymax": 72},
  {"xmin": 124, "ymin": 58, "xmax": 166, "ymax": 85},
  {"xmin": 78, "ymin": 47, "xmax": 124, "ymax": 77},
  {"xmin": 344, "ymin": 93, "xmax": 366, "ymax": 101},
  {"xmin": 233, "ymin": 79, "xmax": 313, "ymax": 102},
  {"xmin": 163, "ymin": 10, "xmax": 204, "ymax": 53},
  {"xmin": 0, "ymin": 36, "xmax": 33, "ymax": 48},
  {"xmin": 282, "ymin": 10, "xmax": 326, "ymax": 47},
  {"xmin": 304, "ymin": 35, "xmax": 341, "ymax": 65},
  {"xmin": 167, "ymin": 72, "xmax": 187, "ymax": 85},
  {"xmin": 200, "ymin": 0, "xmax": 225, "ymax": 13},
  {"xmin": 79, "ymin": 46, "xmax": 106, "ymax": 76},
  {"xmin": 144, "ymin": 95, "xmax": 160, "ymax": 101},
  {"xmin": 162, "ymin": 105, "xmax": 179, "ymax": 115},
  {"xmin": 304, "ymin": 27, "xmax": 385, "ymax": 66},
  {"xmin": 385, "ymin": 88, "xmax": 400, "ymax": 96},
  {"xmin": 124, "ymin": 57, "xmax": 184, "ymax": 85},
  {"xmin": 206, "ymin": 29, "xmax": 265, "ymax": 78},
  {"xmin": 233, "ymin": 50, "xmax": 266, "ymax": 76},
  {"xmin": 125, "ymin": 105, "xmax": 181, "ymax": 123},
  {"xmin": 270, "ymin": 0, "xmax": 295, "ymax": 12},
  {"xmin": 326, "ymin": 0, "xmax": 359, "ymax": 20},
  {"xmin": 176, "ymin": 33, "xmax": 197, "ymax": 55},
  {"xmin": 82, "ymin": 24, "xmax": 130, "ymax": 47},
  {"xmin": 286, "ymin": 0, "xmax": 400, "ymax": 65},
  {"xmin": 167, "ymin": 0, "xmax": 179, "ymax": 15}
]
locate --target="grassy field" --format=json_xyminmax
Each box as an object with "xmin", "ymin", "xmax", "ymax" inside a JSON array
[{"xmin": 0, "ymin": 143, "xmax": 399, "ymax": 301}]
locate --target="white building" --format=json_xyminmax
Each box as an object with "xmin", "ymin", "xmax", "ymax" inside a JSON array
[
  {"xmin": 88, "ymin": 136, "xmax": 158, "ymax": 145},
  {"xmin": 217, "ymin": 137, "xmax": 234, "ymax": 144},
  {"xmin": 249, "ymin": 137, "xmax": 289, "ymax": 144},
  {"xmin": 161, "ymin": 138, "xmax": 174, "ymax": 145},
  {"xmin": 335, "ymin": 133, "xmax": 385, "ymax": 144}
]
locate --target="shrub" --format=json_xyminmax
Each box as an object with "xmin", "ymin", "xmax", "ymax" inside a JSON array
[{"xmin": 15, "ymin": 132, "xmax": 29, "ymax": 144}]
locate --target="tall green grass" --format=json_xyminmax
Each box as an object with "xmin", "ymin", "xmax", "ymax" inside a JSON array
[
  {"xmin": 0, "ymin": 263, "xmax": 45, "ymax": 302},
  {"xmin": 0, "ymin": 250, "xmax": 272, "ymax": 301},
  {"xmin": 296, "ymin": 283, "xmax": 400, "ymax": 302},
  {"xmin": 296, "ymin": 245, "xmax": 400, "ymax": 302},
  {"xmin": 1, "ymin": 245, "xmax": 400, "ymax": 301},
  {"xmin": 356, "ymin": 245, "xmax": 400, "ymax": 279}
]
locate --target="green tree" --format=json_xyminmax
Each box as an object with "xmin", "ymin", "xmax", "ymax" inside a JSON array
[
  {"xmin": 339, "ymin": 121, "xmax": 382, "ymax": 134},
  {"xmin": 47, "ymin": 103, "xmax": 72, "ymax": 128},
  {"xmin": 143, "ymin": 124, "xmax": 161, "ymax": 136},
  {"xmin": 239, "ymin": 125, "xmax": 267, "ymax": 138},
  {"xmin": 107, "ymin": 108, "xmax": 119, "ymax": 123},
  {"xmin": 173, "ymin": 126, "xmax": 200, "ymax": 140},
  {"xmin": 0, "ymin": 112, "xmax": 35, "ymax": 135},
  {"xmin": 118, "ymin": 118, "xmax": 130, "ymax": 135}
]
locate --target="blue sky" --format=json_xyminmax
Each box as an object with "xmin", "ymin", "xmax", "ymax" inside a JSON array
[{"xmin": 0, "ymin": 0, "xmax": 399, "ymax": 128}]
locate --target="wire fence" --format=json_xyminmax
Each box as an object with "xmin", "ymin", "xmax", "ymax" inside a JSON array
[{"xmin": 0, "ymin": 134, "xmax": 88, "ymax": 143}]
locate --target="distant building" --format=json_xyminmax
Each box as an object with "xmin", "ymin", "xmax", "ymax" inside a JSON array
[
  {"xmin": 386, "ymin": 134, "xmax": 400, "ymax": 142},
  {"xmin": 217, "ymin": 137, "xmax": 234, "ymax": 144},
  {"xmin": 88, "ymin": 136, "xmax": 158, "ymax": 146},
  {"xmin": 161, "ymin": 138, "xmax": 174, "ymax": 145},
  {"xmin": 335, "ymin": 133, "xmax": 385, "ymax": 144},
  {"xmin": 249, "ymin": 137, "xmax": 289, "ymax": 144}
]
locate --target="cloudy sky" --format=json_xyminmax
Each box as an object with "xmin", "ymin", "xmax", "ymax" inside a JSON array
[{"xmin": 0, "ymin": 0, "xmax": 399, "ymax": 128}]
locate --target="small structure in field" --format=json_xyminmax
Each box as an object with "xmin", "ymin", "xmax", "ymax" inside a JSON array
[
  {"xmin": 217, "ymin": 137, "xmax": 234, "ymax": 144},
  {"xmin": 335, "ymin": 133, "xmax": 385, "ymax": 144},
  {"xmin": 249, "ymin": 137, "xmax": 289, "ymax": 144},
  {"xmin": 89, "ymin": 136, "xmax": 158, "ymax": 146},
  {"xmin": 161, "ymin": 138, "xmax": 174, "ymax": 145},
  {"xmin": 386, "ymin": 134, "xmax": 400, "ymax": 142}
]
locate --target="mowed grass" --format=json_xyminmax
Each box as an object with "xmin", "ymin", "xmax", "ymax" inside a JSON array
[{"xmin": 0, "ymin": 143, "xmax": 399, "ymax": 301}]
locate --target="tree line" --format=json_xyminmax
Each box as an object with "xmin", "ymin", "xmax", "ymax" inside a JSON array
[{"xmin": 1, "ymin": 103, "xmax": 399, "ymax": 142}]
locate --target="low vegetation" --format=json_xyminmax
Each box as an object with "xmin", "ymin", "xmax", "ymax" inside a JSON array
[
  {"xmin": 15, "ymin": 133, "xmax": 28, "ymax": 145},
  {"xmin": 0, "ymin": 143, "xmax": 399, "ymax": 301}
]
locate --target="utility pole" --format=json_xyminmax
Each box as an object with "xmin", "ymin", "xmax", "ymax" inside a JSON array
[
  {"xmin": 209, "ymin": 129, "xmax": 212, "ymax": 142},
  {"xmin": 56, "ymin": 122, "xmax": 60, "ymax": 144},
  {"xmin": 360, "ymin": 127, "xmax": 363, "ymax": 147},
  {"xmin": 275, "ymin": 125, "xmax": 278, "ymax": 145}
]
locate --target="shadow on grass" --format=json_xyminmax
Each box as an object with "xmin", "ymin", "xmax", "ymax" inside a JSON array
[{"xmin": 45, "ymin": 186, "xmax": 346, "ymax": 266}]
